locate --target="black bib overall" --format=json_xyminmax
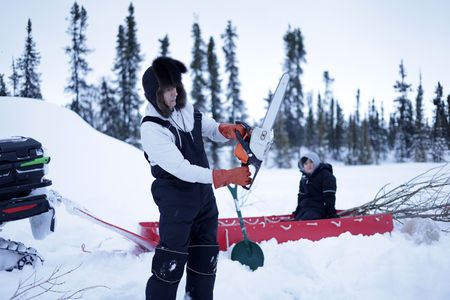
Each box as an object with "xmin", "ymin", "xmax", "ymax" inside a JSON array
[{"xmin": 142, "ymin": 110, "xmax": 219, "ymax": 300}]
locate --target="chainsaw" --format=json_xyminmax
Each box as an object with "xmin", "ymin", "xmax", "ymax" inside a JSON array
[{"xmin": 233, "ymin": 73, "xmax": 289, "ymax": 189}]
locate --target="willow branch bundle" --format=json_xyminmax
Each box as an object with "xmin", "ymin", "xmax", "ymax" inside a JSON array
[{"xmin": 340, "ymin": 163, "xmax": 450, "ymax": 222}]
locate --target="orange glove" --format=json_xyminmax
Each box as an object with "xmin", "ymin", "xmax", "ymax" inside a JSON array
[
  {"xmin": 218, "ymin": 123, "xmax": 246, "ymax": 140},
  {"xmin": 212, "ymin": 166, "xmax": 252, "ymax": 189}
]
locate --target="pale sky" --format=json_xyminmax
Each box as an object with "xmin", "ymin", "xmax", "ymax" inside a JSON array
[{"xmin": 1, "ymin": 0, "xmax": 450, "ymax": 122}]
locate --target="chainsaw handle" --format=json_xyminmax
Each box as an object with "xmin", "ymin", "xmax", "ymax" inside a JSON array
[
  {"xmin": 233, "ymin": 121, "xmax": 252, "ymax": 162},
  {"xmin": 235, "ymin": 130, "xmax": 261, "ymax": 190},
  {"xmin": 235, "ymin": 130, "xmax": 251, "ymax": 162},
  {"xmin": 235, "ymin": 121, "xmax": 252, "ymax": 135}
]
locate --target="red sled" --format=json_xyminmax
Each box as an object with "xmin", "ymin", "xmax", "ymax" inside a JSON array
[
  {"xmin": 139, "ymin": 213, "xmax": 393, "ymax": 251},
  {"xmin": 69, "ymin": 201, "xmax": 393, "ymax": 252}
]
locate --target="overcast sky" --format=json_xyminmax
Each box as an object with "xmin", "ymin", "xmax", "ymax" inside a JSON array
[{"xmin": 1, "ymin": 0, "xmax": 450, "ymax": 122}]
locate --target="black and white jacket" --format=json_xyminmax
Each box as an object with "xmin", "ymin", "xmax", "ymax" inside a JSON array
[{"xmin": 140, "ymin": 102, "xmax": 228, "ymax": 184}]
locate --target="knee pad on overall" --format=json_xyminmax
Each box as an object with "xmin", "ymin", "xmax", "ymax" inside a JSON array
[
  {"xmin": 151, "ymin": 247, "xmax": 188, "ymax": 283},
  {"xmin": 187, "ymin": 245, "xmax": 219, "ymax": 276}
]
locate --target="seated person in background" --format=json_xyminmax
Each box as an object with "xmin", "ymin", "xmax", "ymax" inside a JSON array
[{"xmin": 293, "ymin": 151, "xmax": 339, "ymax": 220}]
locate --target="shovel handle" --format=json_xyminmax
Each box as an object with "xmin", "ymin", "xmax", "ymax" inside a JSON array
[{"xmin": 227, "ymin": 185, "xmax": 249, "ymax": 241}]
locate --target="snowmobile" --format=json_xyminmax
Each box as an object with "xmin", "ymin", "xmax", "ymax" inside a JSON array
[{"xmin": 0, "ymin": 136, "xmax": 55, "ymax": 271}]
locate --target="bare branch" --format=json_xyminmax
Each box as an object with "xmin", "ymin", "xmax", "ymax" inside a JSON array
[
  {"xmin": 9, "ymin": 264, "xmax": 110, "ymax": 300},
  {"xmin": 340, "ymin": 163, "xmax": 450, "ymax": 222}
]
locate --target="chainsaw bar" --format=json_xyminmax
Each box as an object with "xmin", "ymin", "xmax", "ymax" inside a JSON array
[{"xmin": 235, "ymin": 73, "xmax": 289, "ymax": 189}]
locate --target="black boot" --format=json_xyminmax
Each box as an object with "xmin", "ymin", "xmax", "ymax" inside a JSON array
[
  {"xmin": 185, "ymin": 245, "xmax": 219, "ymax": 300},
  {"xmin": 146, "ymin": 247, "xmax": 188, "ymax": 300}
]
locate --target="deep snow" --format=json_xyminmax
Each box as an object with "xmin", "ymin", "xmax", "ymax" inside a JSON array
[{"xmin": 1, "ymin": 97, "xmax": 449, "ymax": 299}]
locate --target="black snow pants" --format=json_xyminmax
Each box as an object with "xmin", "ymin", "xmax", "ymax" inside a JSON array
[{"xmin": 142, "ymin": 111, "xmax": 219, "ymax": 300}]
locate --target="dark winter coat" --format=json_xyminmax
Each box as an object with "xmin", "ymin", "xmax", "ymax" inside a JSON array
[{"xmin": 294, "ymin": 163, "xmax": 337, "ymax": 220}]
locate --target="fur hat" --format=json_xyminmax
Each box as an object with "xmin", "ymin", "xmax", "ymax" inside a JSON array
[{"xmin": 142, "ymin": 57, "xmax": 187, "ymax": 117}]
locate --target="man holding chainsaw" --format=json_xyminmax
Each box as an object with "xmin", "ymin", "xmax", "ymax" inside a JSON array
[
  {"xmin": 293, "ymin": 151, "xmax": 339, "ymax": 220},
  {"xmin": 140, "ymin": 56, "xmax": 251, "ymax": 300}
]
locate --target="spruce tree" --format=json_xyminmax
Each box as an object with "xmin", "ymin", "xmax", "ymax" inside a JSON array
[
  {"xmin": 333, "ymin": 100, "xmax": 345, "ymax": 160},
  {"xmin": 158, "ymin": 34, "xmax": 170, "ymax": 57},
  {"xmin": 346, "ymin": 90, "xmax": 361, "ymax": 164},
  {"xmin": 316, "ymin": 94, "xmax": 326, "ymax": 158},
  {"xmin": 221, "ymin": 20, "xmax": 246, "ymax": 122},
  {"xmin": 207, "ymin": 37, "xmax": 223, "ymax": 122},
  {"xmin": 323, "ymin": 71, "xmax": 334, "ymax": 107},
  {"xmin": 112, "ymin": 4, "xmax": 143, "ymax": 145},
  {"xmin": 354, "ymin": 89, "xmax": 362, "ymax": 162},
  {"xmin": 413, "ymin": 75, "xmax": 428, "ymax": 162},
  {"xmin": 393, "ymin": 60, "xmax": 414, "ymax": 162},
  {"xmin": 304, "ymin": 92, "xmax": 315, "ymax": 149},
  {"xmin": 447, "ymin": 94, "xmax": 450, "ymax": 145},
  {"xmin": 368, "ymin": 99, "xmax": 382, "ymax": 164},
  {"xmin": 265, "ymin": 89, "xmax": 290, "ymax": 168},
  {"xmin": 379, "ymin": 103, "xmax": 389, "ymax": 160},
  {"xmin": 65, "ymin": 2, "xmax": 94, "ymax": 124},
  {"xmin": 191, "ymin": 20, "xmax": 207, "ymax": 112},
  {"xmin": 359, "ymin": 118, "xmax": 373, "ymax": 164},
  {"xmin": 282, "ymin": 26, "xmax": 306, "ymax": 151},
  {"xmin": 9, "ymin": 58, "xmax": 19, "ymax": 96},
  {"xmin": 431, "ymin": 82, "xmax": 447, "ymax": 161},
  {"xmin": 0, "ymin": 74, "xmax": 9, "ymax": 96},
  {"xmin": 124, "ymin": 3, "xmax": 143, "ymax": 144},
  {"xmin": 355, "ymin": 89, "xmax": 361, "ymax": 125},
  {"xmin": 272, "ymin": 114, "xmax": 291, "ymax": 168},
  {"xmin": 97, "ymin": 77, "xmax": 119, "ymax": 137},
  {"xmin": 18, "ymin": 19, "xmax": 42, "ymax": 99},
  {"xmin": 447, "ymin": 94, "xmax": 450, "ymax": 124},
  {"xmin": 387, "ymin": 113, "xmax": 397, "ymax": 151},
  {"xmin": 327, "ymin": 97, "xmax": 336, "ymax": 158},
  {"xmin": 112, "ymin": 25, "xmax": 126, "ymax": 137},
  {"xmin": 322, "ymin": 71, "xmax": 334, "ymax": 155},
  {"xmin": 345, "ymin": 115, "xmax": 357, "ymax": 165},
  {"xmin": 206, "ymin": 36, "xmax": 223, "ymax": 168}
]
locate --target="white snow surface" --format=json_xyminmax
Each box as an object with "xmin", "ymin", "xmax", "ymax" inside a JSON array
[{"xmin": 1, "ymin": 97, "xmax": 449, "ymax": 299}]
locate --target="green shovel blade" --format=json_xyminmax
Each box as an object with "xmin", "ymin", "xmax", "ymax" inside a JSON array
[{"xmin": 231, "ymin": 240, "xmax": 264, "ymax": 271}]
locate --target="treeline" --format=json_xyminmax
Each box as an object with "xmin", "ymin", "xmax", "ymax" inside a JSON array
[
  {"xmin": 1, "ymin": 2, "xmax": 449, "ymax": 166},
  {"xmin": 284, "ymin": 65, "xmax": 450, "ymax": 167}
]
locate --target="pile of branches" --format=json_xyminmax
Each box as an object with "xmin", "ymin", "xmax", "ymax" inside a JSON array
[{"xmin": 340, "ymin": 163, "xmax": 450, "ymax": 222}]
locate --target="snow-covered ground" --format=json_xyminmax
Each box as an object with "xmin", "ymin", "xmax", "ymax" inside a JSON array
[{"xmin": 1, "ymin": 97, "xmax": 449, "ymax": 299}]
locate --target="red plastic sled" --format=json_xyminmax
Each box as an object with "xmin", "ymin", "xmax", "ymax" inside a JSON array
[{"xmin": 139, "ymin": 213, "xmax": 393, "ymax": 251}]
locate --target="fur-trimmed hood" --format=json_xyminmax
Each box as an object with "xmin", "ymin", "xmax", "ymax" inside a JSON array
[{"xmin": 142, "ymin": 57, "xmax": 187, "ymax": 117}]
